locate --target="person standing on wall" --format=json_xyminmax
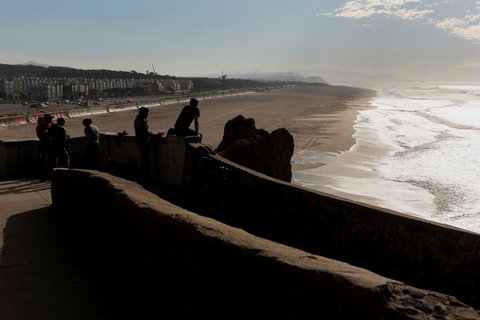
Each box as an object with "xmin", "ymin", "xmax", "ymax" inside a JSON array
[
  {"xmin": 82, "ymin": 118, "xmax": 100, "ymax": 169},
  {"xmin": 134, "ymin": 107, "xmax": 155, "ymax": 183},
  {"xmin": 36, "ymin": 113, "xmax": 53, "ymax": 180},
  {"xmin": 49, "ymin": 117, "xmax": 70, "ymax": 168},
  {"xmin": 174, "ymin": 98, "xmax": 201, "ymax": 137}
]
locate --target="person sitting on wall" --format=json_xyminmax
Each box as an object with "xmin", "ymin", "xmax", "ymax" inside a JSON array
[
  {"xmin": 82, "ymin": 118, "xmax": 100, "ymax": 169},
  {"xmin": 174, "ymin": 98, "xmax": 201, "ymax": 137}
]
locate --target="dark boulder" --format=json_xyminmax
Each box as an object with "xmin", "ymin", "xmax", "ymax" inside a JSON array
[{"xmin": 216, "ymin": 115, "xmax": 294, "ymax": 182}]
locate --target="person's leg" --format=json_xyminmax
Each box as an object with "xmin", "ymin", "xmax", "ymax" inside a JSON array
[
  {"xmin": 45, "ymin": 146, "xmax": 54, "ymax": 178},
  {"xmin": 38, "ymin": 145, "xmax": 48, "ymax": 179},
  {"xmin": 85, "ymin": 146, "xmax": 93, "ymax": 169},
  {"xmin": 58, "ymin": 148, "xmax": 69, "ymax": 168},
  {"xmin": 92, "ymin": 143, "xmax": 100, "ymax": 169},
  {"xmin": 138, "ymin": 145, "xmax": 150, "ymax": 183}
]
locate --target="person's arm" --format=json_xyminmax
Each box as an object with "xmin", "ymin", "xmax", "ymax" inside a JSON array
[
  {"xmin": 84, "ymin": 128, "xmax": 90, "ymax": 143},
  {"xmin": 144, "ymin": 120, "xmax": 154, "ymax": 137},
  {"xmin": 60, "ymin": 128, "xmax": 67, "ymax": 147},
  {"xmin": 194, "ymin": 116, "xmax": 199, "ymax": 135}
]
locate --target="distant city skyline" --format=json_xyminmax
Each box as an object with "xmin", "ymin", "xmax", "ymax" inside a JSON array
[{"xmin": 1, "ymin": 0, "xmax": 480, "ymax": 82}]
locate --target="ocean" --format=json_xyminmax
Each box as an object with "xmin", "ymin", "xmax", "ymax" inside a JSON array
[{"xmin": 292, "ymin": 83, "xmax": 480, "ymax": 234}]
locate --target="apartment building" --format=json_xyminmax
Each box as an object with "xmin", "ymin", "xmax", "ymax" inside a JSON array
[
  {"xmin": 0, "ymin": 78, "xmax": 14, "ymax": 99},
  {"xmin": 0, "ymin": 76, "xmax": 192, "ymax": 101}
]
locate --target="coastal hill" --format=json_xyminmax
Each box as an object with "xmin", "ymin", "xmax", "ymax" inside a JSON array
[{"xmin": 0, "ymin": 63, "xmax": 327, "ymax": 92}]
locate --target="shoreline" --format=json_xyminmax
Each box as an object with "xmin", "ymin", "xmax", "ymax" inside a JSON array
[{"xmin": 0, "ymin": 84, "xmax": 376, "ymax": 168}]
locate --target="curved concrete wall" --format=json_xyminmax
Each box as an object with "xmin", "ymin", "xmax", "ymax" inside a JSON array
[
  {"xmin": 0, "ymin": 132, "xmax": 198, "ymax": 183},
  {"xmin": 186, "ymin": 152, "xmax": 480, "ymax": 309},
  {"xmin": 3, "ymin": 134, "xmax": 480, "ymax": 314},
  {"xmin": 50, "ymin": 169, "xmax": 479, "ymax": 319},
  {"xmin": 0, "ymin": 139, "xmax": 39, "ymax": 177}
]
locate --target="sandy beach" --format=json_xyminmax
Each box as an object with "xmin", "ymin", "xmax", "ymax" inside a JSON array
[{"xmin": 0, "ymin": 84, "xmax": 375, "ymax": 169}]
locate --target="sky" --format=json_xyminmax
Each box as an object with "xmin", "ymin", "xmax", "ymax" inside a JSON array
[{"xmin": 1, "ymin": 0, "xmax": 480, "ymax": 82}]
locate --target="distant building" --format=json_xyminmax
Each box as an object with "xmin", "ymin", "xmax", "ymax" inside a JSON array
[
  {"xmin": 27, "ymin": 84, "xmax": 63, "ymax": 101},
  {"xmin": 179, "ymin": 79, "xmax": 194, "ymax": 91},
  {"xmin": 63, "ymin": 83, "xmax": 89, "ymax": 100},
  {"xmin": 0, "ymin": 78, "xmax": 15, "ymax": 100},
  {"xmin": 0, "ymin": 74, "xmax": 192, "ymax": 102}
]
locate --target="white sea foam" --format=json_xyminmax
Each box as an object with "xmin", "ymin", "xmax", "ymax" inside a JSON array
[{"xmin": 292, "ymin": 83, "xmax": 480, "ymax": 234}]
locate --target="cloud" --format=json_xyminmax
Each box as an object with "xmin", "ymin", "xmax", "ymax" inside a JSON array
[
  {"xmin": 323, "ymin": 1, "xmax": 480, "ymax": 43},
  {"xmin": 325, "ymin": 0, "xmax": 431, "ymax": 20},
  {"xmin": 436, "ymin": 14, "xmax": 480, "ymax": 41},
  {"xmin": 0, "ymin": 51, "xmax": 76, "ymax": 68},
  {"xmin": 455, "ymin": 61, "xmax": 480, "ymax": 68}
]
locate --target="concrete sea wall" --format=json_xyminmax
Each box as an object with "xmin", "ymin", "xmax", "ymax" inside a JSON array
[
  {"xmin": 0, "ymin": 139, "xmax": 39, "ymax": 177},
  {"xmin": 50, "ymin": 169, "xmax": 479, "ymax": 319},
  {"xmin": 186, "ymin": 153, "xmax": 480, "ymax": 309},
  {"xmin": 3, "ymin": 135, "xmax": 480, "ymax": 316},
  {"xmin": 0, "ymin": 133, "xmax": 200, "ymax": 185}
]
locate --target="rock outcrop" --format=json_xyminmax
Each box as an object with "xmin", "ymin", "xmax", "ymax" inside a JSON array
[{"xmin": 216, "ymin": 115, "xmax": 294, "ymax": 182}]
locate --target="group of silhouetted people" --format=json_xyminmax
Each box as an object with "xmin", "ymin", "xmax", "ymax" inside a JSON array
[
  {"xmin": 36, "ymin": 114, "xmax": 100, "ymax": 180},
  {"xmin": 134, "ymin": 97, "xmax": 201, "ymax": 183},
  {"xmin": 37, "ymin": 97, "xmax": 201, "ymax": 183}
]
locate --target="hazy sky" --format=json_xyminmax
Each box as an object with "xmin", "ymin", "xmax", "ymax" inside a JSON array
[{"xmin": 1, "ymin": 0, "xmax": 480, "ymax": 81}]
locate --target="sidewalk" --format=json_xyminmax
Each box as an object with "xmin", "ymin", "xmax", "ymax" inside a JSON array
[
  {"xmin": 0, "ymin": 179, "xmax": 52, "ymax": 255},
  {"xmin": 0, "ymin": 179, "xmax": 119, "ymax": 319}
]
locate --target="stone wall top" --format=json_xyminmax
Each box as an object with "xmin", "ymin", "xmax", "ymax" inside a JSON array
[{"xmin": 50, "ymin": 169, "xmax": 480, "ymax": 319}]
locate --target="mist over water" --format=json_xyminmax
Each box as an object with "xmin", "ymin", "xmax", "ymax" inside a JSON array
[{"xmin": 293, "ymin": 83, "xmax": 480, "ymax": 234}]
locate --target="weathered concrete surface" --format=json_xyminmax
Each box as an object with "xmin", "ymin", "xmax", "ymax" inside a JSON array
[
  {"xmin": 51, "ymin": 169, "xmax": 479, "ymax": 319},
  {"xmin": 186, "ymin": 154, "xmax": 480, "ymax": 310},
  {"xmin": 0, "ymin": 133, "xmax": 201, "ymax": 190},
  {"xmin": 0, "ymin": 140, "xmax": 39, "ymax": 178}
]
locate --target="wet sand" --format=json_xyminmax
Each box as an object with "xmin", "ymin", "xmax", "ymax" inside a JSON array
[{"xmin": 0, "ymin": 84, "xmax": 375, "ymax": 169}]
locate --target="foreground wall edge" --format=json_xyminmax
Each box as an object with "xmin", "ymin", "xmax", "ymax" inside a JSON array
[{"xmin": 50, "ymin": 169, "xmax": 479, "ymax": 319}]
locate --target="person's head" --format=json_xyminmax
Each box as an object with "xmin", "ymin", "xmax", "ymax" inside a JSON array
[
  {"xmin": 190, "ymin": 98, "xmax": 199, "ymax": 107},
  {"xmin": 57, "ymin": 117, "xmax": 65, "ymax": 126},
  {"xmin": 44, "ymin": 114, "xmax": 53, "ymax": 123},
  {"xmin": 138, "ymin": 107, "xmax": 149, "ymax": 118},
  {"xmin": 82, "ymin": 118, "xmax": 92, "ymax": 127}
]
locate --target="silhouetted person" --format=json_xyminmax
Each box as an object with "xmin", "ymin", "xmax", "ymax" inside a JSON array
[
  {"xmin": 36, "ymin": 113, "xmax": 53, "ymax": 180},
  {"xmin": 174, "ymin": 98, "xmax": 200, "ymax": 136},
  {"xmin": 82, "ymin": 118, "xmax": 100, "ymax": 169},
  {"xmin": 134, "ymin": 107, "xmax": 155, "ymax": 183},
  {"xmin": 49, "ymin": 117, "xmax": 70, "ymax": 168}
]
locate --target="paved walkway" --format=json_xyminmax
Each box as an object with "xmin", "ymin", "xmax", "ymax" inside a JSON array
[{"xmin": 0, "ymin": 179, "xmax": 119, "ymax": 319}]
